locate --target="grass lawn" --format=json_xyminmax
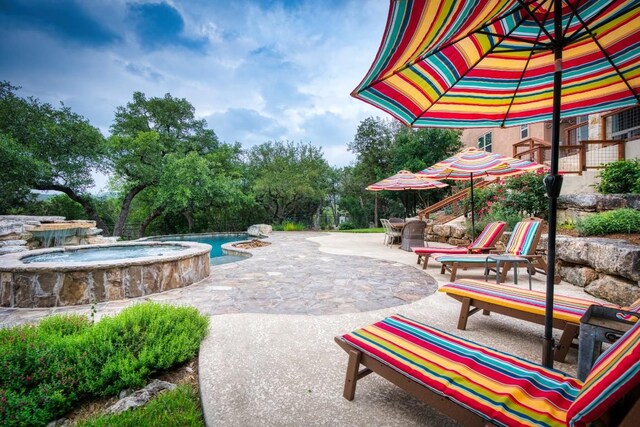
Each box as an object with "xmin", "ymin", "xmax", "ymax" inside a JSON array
[{"xmin": 335, "ymin": 228, "xmax": 384, "ymax": 233}]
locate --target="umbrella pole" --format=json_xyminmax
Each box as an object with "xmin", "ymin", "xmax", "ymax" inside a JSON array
[
  {"xmin": 374, "ymin": 192, "xmax": 378, "ymax": 227},
  {"xmin": 470, "ymin": 172, "xmax": 475, "ymax": 241},
  {"xmin": 542, "ymin": 1, "xmax": 565, "ymax": 369}
]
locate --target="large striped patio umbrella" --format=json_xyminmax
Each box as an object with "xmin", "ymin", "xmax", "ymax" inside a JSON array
[
  {"xmin": 366, "ymin": 169, "xmax": 448, "ymax": 191},
  {"xmin": 366, "ymin": 170, "xmax": 448, "ymax": 219},
  {"xmin": 352, "ymin": 0, "xmax": 640, "ymax": 368},
  {"xmin": 417, "ymin": 147, "xmax": 545, "ymax": 238}
]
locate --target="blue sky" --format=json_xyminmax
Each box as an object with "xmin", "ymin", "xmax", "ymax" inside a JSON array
[{"xmin": 0, "ymin": 0, "xmax": 388, "ymax": 189}]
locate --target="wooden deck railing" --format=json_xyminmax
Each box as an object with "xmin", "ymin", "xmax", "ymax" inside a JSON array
[
  {"xmin": 513, "ymin": 138, "xmax": 625, "ymax": 175},
  {"xmin": 417, "ymin": 180, "xmax": 492, "ymax": 221}
]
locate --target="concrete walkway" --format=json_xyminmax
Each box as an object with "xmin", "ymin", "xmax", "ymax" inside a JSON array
[{"xmin": 198, "ymin": 231, "xmax": 606, "ymax": 427}]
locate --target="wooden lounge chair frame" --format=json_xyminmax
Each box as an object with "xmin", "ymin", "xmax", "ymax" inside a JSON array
[
  {"xmin": 447, "ymin": 288, "xmax": 579, "ymax": 362},
  {"xmin": 414, "ymin": 221, "xmax": 506, "ymax": 270},
  {"xmin": 335, "ymin": 329, "xmax": 640, "ymax": 427},
  {"xmin": 435, "ymin": 218, "xmax": 553, "ymax": 282},
  {"xmin": 440, "ymin": 280, "xmax": 640, "ymax": 362},
  {"xmin": 335, "ymin": 338, "xmax": 493, "ymax": 426}
]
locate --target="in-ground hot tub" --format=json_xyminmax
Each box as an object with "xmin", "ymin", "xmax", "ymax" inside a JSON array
[{"xmin": 0, "ymin": 241, "xmax": 211, "ymax": 308}]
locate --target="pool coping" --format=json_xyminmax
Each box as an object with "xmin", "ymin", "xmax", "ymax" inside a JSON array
[{"xmin": 0, "ymin": 241, "xmax": 211, "ymax": 272}]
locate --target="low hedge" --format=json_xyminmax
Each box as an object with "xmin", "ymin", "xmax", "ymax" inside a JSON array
[
  {"xmin": 0, "ymin": 302, "xmax": 209, "ymax": 427},
  {"xmin": 576, "ymin": 208, "xmax": 640, "ymax": 236}
]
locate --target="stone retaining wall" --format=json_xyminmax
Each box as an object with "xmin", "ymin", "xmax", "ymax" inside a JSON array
[
  {"xmin": 427, "ymin": 223, "xmax": 640, "ymax": 306},
  {"xmin": 0, "ymin": 243, "xmax": 211, "ymax": 308}
]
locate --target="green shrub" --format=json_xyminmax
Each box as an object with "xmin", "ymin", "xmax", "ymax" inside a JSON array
[
  {"xmin": 77, "ymin": 303, "xmax": 209, "ymax": 396},
  {"xmin": 576, "ymin": 209, "xmax": 640, "ymax": 236},
  {"xmin": 282, "ymin": 220, "xmax": 306, "ymax": 231},
  {"xmin": 0, "ymin": 302, "xmax": 209, "ymax": 426},
  {"xmin": 338, "ymin": 222, "xmax": 356, "ymax": 230},
  {"xmin": 77, "ymin": 384, "xmax": 202, "ymax": 427},
  {"xmin": 503, "ymin": 171, "xmax": 548, "ymax": 218},
  {"xmin": 596, "ymin": 159, "xmax": 640, "ymax": 194}
]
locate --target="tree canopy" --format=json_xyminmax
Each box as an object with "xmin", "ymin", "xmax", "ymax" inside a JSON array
[
  {"xmin": 0, "ymin": 81, "xmax": 109, "ymax": 228},
  {"xmin": 246, "ymin": 141, "xmax": 332, "ymax": 225},
  {"xmin": 1, "ymin": 81, "xmax": 464, "ymax": 235}
]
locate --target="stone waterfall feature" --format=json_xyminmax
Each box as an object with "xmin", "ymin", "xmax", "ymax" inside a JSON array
[{"xmin": 0, "ymin": 215, "xmax": 112, "ymax": 255}]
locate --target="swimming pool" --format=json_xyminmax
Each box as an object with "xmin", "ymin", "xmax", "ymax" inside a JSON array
[{"xmin": 147, "ymin": 233, "xmax": 250, "ymax": 265}]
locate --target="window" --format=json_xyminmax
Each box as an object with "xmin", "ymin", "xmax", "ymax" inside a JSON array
[
  {"xmin": 611, "ymin": 106, "xmax": 640, "ymax": 140},
  {"xmin": 477, "ymin": 132, "xmax": 492, "ymax": 152},
  {"xmin": 577, "ymin": 115, "xmax": 589, "ymax": 142},
  {"xmin": 520, "ymin": 124, "xmax": 529, "ymax": 139}
]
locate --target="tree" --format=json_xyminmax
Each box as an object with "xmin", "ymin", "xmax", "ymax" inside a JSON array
[
  {"xmin": 108, "ymin": 92, "xmax": 223, "ymax": 236},
  {"xmin": 246, "ymin": 141, "xmax": 332, "ymax": 225},
  {"xmin": 0, "ymin": 82, "xmax": 110, "ymax": 231},
  {"xmin": 136, "ymin": 147, "xmax": 248, "ymax": 236},
  {"xmin": 340, "ymin": 117, "xmax": 464, "ymax": 226}
]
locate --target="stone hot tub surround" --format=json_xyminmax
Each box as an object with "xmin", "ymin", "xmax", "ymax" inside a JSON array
[{"xmin": 0, "ymin": 241, "xmax": 211, "ymax": 308}]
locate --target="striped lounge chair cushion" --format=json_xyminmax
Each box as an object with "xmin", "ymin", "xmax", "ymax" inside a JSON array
[
  {"xmin": 413, "ymin": 246, "xmax": 469, "ymax": 255},
  {"xmin": 434, "ymin": 253, "xmax": 492, "ymax": 264},
  {"xmin": 504, "ymin": 221, "xmax": 540, "ymax": 255},
  {"xmin": 439, "ymin": 279, "xmax": 614, "ymax": 324},
  {"xmin": 566, "ymin": 320, "xmax": 640, "ymax": 427},
  {"xmin": 413, "ymin": 222, "xmax": 506, "ymax": 256},
  {"xmin": 341, "ymin": 314, "xmax": 582, "ymax": 427},
  {"xmin": 470, "ymin": 221, "xmax": 506, "ymax": 250}
]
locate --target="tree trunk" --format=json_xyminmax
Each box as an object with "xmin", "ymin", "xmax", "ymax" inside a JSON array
[
  {"xmin": 113, "ymin": 184, "xmax": 147, "ymax": 237},
  {"xmin": 139, "ymin": 206, "xmax": 165, "ymax": 237},
  {"xmin": 34, "ymin": 184, "xmax": 112, "ymax": 236},
  {"xmin": 183, "ymin": 210, "xmax": 194, "ymax": 230}
]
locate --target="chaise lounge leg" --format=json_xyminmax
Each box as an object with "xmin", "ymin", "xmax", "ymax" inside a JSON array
[
  {"xmin": 449, "ymin": 263, "xmax": 458, "ymax": 281},
  {"xmin": 344, "ymin": 350, "xmax": 363, "ymax": 400},
  {"xmin": 554, "ymin": 323, "xmax": 580, "ymax": 362}
]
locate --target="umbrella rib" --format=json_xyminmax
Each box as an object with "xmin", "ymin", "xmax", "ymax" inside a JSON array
[
  {"xmin": 566, "ymin": 2, "xmax": 640, "ymax": 103},
  {"xmin": 475, "ymin": 30, "xmax": 551, "ymax": 49},
  {"xmin": 353, "ymin": 0, "xmax": 542, "ymax": 95},
  {"xmin": 516, "ymin": 0, "xmax": 556, "ymax": 43},
  {"xmin": 411, "ymin": 11, "xmax": 535, "ymax": 126},
  {"xmin": 500, "ymin": 26, "xmax": 544, "ymax": 128}
]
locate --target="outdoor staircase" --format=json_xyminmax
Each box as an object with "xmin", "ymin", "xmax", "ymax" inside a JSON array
[{"xmin": 417, "ymin": 179, "xmax": 493, "ymax": 225}]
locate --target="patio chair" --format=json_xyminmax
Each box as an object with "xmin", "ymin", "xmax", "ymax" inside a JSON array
[
  {"xmin": 413, "ymin": 221, "xmax": 506, "ymax": 269},
  {"xmin": 335, "ymin": 314, "xmax": 640, "ymax": 427},
  {"xmin": 439, "ymin": 278, "xmax": 640, "ymax": 362},
  {"xmin": 399, "ymin": 220, "xmax": 426, "ymax": 251},
  {"xmin": 380, "ymin": 219, "xmax": 401, "ymax": 248},
  {"xmin": 433, "ymin": 217, "xmax": 548, "ymax": 282}
]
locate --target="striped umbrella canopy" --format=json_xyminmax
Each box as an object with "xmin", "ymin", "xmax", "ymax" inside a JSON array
[
  {"xmin": 352, "ymin": 0, "xmax": 640, "ymax": 128},
  {"xmin": 352, "ymin": 0, "xmax": 640, "ymax": 368},
  {"xmin": 366, "ymin": 170, "xmax": 448, "ymax": 191},
  {"xmin": 417, "ymin": 147, "xmax": 545, "ymax": 180},
  {"xmin": 367, "ymin": 170, "xmax": 448, "ymax": 219},
  {"xmin": 417, "ymin": 147, "xmax": 546, "ymax": 239}
]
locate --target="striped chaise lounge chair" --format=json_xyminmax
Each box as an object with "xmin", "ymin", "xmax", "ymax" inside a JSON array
[
  {"xmin": 413, "ymin": 221, "xmax": 506, "ymax": 270},
  {"xmin": 433, "ymin": 218, "xmax": 548, "ymax": 282},
  {"xmin": 439, "ymin": 279, "xmax": 640, "ymax": 362},
  {"xmin": 335, "ymin": 314, "xmax": 640, "ymax": 427}
]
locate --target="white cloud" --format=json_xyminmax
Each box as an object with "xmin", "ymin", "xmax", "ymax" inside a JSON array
[{"xmin": 1, "ymin": 0, "xmax": 390, "ymax": 168}]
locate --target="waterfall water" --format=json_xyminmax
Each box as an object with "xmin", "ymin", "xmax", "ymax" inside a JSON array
[{"xmin": 30, "ymin": 228, "xmax": 78, "ymax": 248}]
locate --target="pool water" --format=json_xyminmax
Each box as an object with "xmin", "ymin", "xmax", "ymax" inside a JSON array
[
  {"xmin": 22, "ymin": 245, "xmax": 185, "ymax": 263},
  {"xmin": 152, "ymin": 234, "xmax": 248, "ymax": 264}
]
